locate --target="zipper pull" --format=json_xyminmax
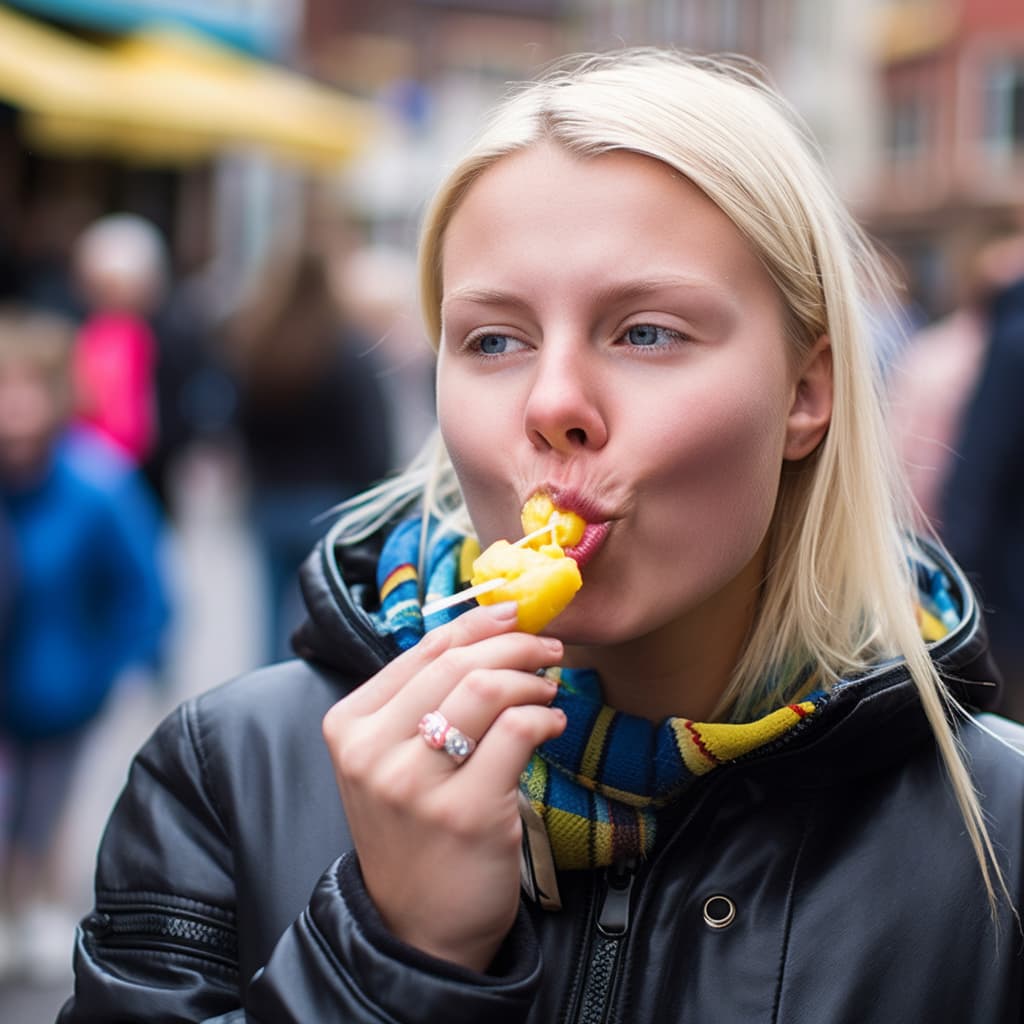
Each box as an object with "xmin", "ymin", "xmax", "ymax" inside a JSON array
[{"xmin": 597, "ymin": 858, "xmax": 637, "ymax": 937}]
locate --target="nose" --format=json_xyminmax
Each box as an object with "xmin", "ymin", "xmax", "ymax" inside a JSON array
[{"xmin": 523, "ymin": 342, "xmax": 608, "ymax": 454}]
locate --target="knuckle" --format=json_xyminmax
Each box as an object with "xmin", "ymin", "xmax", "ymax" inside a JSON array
[
  {"xmin": 494, "ymin": 813, "xmax": 523, "ymax": 853},
  {"xmin": 494, "ymin": 705, "xmax": 539, "ymax": 744},
  {"xmin": 333, "ymin": 726, "xmax": 379, "ymax": 784},
  {"xmin": 415, "ymin": 627, "xmax": 450, "ymax": 660},
  {"xmin": 436, "ymin": 645, "xmax": 473, "ymax": 678},
  {"xmin": 321, "ymin": 702, "xmax": 350, "ymax": 745},
  {"xmin": 462, "ymin": 668, "xmax": 501, "ymax": 704},
  {"xmin": 334, "ymin": 743, "xmax": 371, "ymax": 785},
  {"xmin": 372, "ymin": 750, "xmax": 423, "ymax": 806},
  {"xmin": 432, "ymin": 799, "xmax": 479, "ymax": 839}
]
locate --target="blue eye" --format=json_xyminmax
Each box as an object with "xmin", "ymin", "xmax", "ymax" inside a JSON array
[
  {"xmin": 626, "ymin": 324, "xmax": 676, "ymax": 347},
  {"xmin": 480, "ymin": 334, "xmax": 508, "ymax": 354},
  {"xmin": 473, "ymin": 333, "xmax": 522, "ymax": 355}
]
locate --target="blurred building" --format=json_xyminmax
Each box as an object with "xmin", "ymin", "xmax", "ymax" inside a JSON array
[
  {"xmin": 304, "ymin": 0, "xmax": 570, "ymax": 246},
  {"xmin": 303, "ymin": 0, "xmax": 882, "ymax": 245},
  {"xmin": 864, "ymin": 0, "xmax": 1024, "ymax": 316},
  {"xmin": 0, "ymin": 0, "xmax": 376, "ymax": 318},
  {"xmin": 570, "ymin": 0, "xmax": 880, "ymax": 204},
  {"xmin": 4, "ymin": 0, "xmax": 1019, "ymax": 333}
]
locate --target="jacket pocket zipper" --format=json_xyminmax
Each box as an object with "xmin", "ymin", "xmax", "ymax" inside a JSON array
[
  {"xmin": 574, "ymin": 858, "xmax": 637, "ymax": 1023},
  {"xmin": 85, "ymin": 905, "xmax": 239, "ymax": 969}
]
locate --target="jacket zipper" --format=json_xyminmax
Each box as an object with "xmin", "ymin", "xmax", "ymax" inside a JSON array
[
  {"xmin": 573, "ymin": 858, "xmax": 638, "ymax": 1024},
  {"xmin": 85, "ymin": 904, "xmax": 238, "ymax": 969}
]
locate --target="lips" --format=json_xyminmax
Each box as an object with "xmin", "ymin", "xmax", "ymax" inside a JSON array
[
  {"xmin": 530, "ymin": 485, "xmax": 615, "ymax": 569},
  {"xmin": 564, "ymin": 521, "xmax": 610, "ymax": 569}
]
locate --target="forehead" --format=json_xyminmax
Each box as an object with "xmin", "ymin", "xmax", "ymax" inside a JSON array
[{"xmin": 440, "ymin": 142, "xmax": 776, "ymax": 311}]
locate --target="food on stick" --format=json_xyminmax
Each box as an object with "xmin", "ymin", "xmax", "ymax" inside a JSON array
[{"xmin": 470, "ymin": 496, "xmax": 585, "ymax": 632}]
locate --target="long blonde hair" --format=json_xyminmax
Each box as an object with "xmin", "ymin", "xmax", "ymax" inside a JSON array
[{"xmin": 333, "ymin": 48, "xmax": 1008, "ymax": 912}]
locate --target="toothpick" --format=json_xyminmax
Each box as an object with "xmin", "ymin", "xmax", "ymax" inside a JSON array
[
  {"xmin": 422, "ymin": 577, "xmax": 508, "ymax": 617},
  {"xmin": 514, "ymin": 523, "xmax": 556, "ymax": 548}
]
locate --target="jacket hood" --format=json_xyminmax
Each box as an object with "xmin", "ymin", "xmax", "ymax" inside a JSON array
[
  {"xmin": 293, "ymin": 523, "xmax": 399, "ymax": 682},
  {"xmin": 293, "ymin": 523, "xmax": 1003, "ymax": 715}
]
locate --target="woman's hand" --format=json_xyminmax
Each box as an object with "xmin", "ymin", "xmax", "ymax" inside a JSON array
[{"xmin": 322, "ymin": 602, "xmax": 566, "ymax": 971}]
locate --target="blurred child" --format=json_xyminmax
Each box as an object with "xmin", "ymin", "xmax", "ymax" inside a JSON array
[{"xmin": 0, "ymin": 305, "xmax": 169, "ymax": 983}]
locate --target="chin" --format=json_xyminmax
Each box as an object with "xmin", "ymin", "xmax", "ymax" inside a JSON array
[{"xmin": 544, "ymin": 606, "xmax": 635, "ymax": 647}]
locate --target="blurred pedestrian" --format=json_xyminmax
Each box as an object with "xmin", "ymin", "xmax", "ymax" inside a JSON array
[
  {"xmin": 146, "ymin": 274, "xmax": 238, "ymax": 513},
  {"xmin": 229, "ymin": 250, "xmax": 394, "ymax": 660},
  {"xmin": 941, "ymin": 232, "xmax": 1024, "ymax": 719},
  {"xmin": 886, "ymin": 228, "xmax": 1017, "ymax": 530},
  {"xmin": 0, "ymin": 305, "xmax": 170, "ymax": 983},
  {"xmin": 70, "ymin": 213, "xmax": 167, "ymax": 468}
]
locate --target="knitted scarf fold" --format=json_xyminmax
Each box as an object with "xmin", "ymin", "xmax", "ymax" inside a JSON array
[{"xmin": 369, "ymin": 518, "xmax": 953, "ymax": 871}]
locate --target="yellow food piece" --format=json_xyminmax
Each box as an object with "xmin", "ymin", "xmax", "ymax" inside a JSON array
[
  {"xmin": 520, "ymin": 494, "xmax": 586, "ymax": 549},
  {"xmin": 471, "ymin": 541, "xmax": 582, "ymax": 633}
]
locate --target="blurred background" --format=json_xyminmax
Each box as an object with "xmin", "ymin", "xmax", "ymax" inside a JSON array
[{"xmin": 0, "ymin": 0, "xmax": 1022, "ymax": 1017}]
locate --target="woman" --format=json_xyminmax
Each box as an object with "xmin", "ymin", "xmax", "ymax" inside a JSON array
[{"xmin": 60, "ymin": 50, "xmax": 1024, "ymax": 1022}]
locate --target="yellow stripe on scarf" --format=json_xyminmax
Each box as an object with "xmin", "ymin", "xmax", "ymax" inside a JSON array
[
  {"xmin": 919, "ymin": 607, "xmax": 948, "ymax": 643},
  {"xmin": 380, "ymin": 564, "xmax": 417, "ymax": 602},
  {"xmin": 581, "ymin": 706, "xmax": 617, "ymax": 779},
  {"xmin": 671, "ymin": 699, "xmax": 819, "ymax": 774}
]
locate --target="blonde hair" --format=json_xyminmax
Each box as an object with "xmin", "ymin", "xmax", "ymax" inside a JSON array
[{"xmin": 332, "ymin": 49, "xmax": 1008, "ymax": 912}]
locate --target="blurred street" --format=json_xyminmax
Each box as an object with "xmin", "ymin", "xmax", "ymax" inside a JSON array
[{"xmin": 0, "ymin": 443, "xmax": 266, "ymax": 1022}]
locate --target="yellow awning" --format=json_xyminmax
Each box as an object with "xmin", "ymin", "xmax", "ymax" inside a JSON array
[
  {"xmin": 0, "ymin": 6, "xmax": 378, "ymax": 168},
  {"xmin": 872, "ymin": 1, "xmax": 957, "ymax": 63}
]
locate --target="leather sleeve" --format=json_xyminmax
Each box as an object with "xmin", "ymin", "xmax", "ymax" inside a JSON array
[
  {"xmin": 246, "ymin": 854, "xmax": 543, "ymax": 1023},
  {"xmin": 58, "ymin": 702, "xmax": 243, "ymax": 1022},
  {"xmin": 59, "ymin": 694, "xmax": 542, "ymax": 1023}
]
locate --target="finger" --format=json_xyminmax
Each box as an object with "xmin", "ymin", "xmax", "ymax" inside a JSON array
[
  {"xmin": 451, "ymin": 704, "xmax": 567, "ymax": 795},
  {"xmin": 434, "ymin": 668, "xmax": 559, "ymax": 753},
  {"xmin": 327, "ymin": 602, "xmax": 520, "ymax": 722},
  {"xmin": 381, "ymin": 632, "xmax": 562, "ymax": 734}
]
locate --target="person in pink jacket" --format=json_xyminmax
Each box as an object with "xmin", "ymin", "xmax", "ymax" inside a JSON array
[{"xmin": 70, "ymin": 214, "xmax": 168, "ymax": 466}]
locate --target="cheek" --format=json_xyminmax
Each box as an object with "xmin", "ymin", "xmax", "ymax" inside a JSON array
[
  {"xmin": 437, "ymin": 371, "xmax": 515, "ymax": 542},
  {"xmin": 437, "ymin": 365, "xmax": 492, "ymax": 483},
  {"xmin": 641, "ymin": 383, "xmax": 789, "ymax": 560}
]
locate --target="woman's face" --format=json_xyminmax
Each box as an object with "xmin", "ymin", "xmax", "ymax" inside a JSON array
[{"xmin": 437, "ymin": 142, "xmax": 821, "ymax": 649}]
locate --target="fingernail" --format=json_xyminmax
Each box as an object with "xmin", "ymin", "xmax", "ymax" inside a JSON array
[
  {"xmin": 486, "ymin": 601, "xmax": 519, "ymax": 622},
  {"xmin": 542, "ymin": 637, "xmax": 563, "ymax": 657}
]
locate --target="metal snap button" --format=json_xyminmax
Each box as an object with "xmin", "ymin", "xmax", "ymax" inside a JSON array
[{"xmin": 702, "ymin": 894, "xmax": 736, "ymax": 930}]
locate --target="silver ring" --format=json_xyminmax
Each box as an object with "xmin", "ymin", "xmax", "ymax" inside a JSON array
[{"xmin": 418, "ymin": 710, "xmax": 476, "ymax": 764}]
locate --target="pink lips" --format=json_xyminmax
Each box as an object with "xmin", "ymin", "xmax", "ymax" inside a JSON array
[
  {"xmin": 564, "ymin": 521, "xmax": 610, "ymax": 569},
  {"xmin": 536, "ymin": 486, "xmax": 614, "ymax": 570}
]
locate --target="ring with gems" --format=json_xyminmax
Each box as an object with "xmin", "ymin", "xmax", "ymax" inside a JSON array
[{"xmin": 418, "ymin": 710, "xmax": 477, "ymax": 765}]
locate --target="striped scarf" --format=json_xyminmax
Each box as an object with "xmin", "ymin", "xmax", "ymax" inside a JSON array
[{"xmin": 370, "ymin": 518, "xmax": 954, "ymax": 871}]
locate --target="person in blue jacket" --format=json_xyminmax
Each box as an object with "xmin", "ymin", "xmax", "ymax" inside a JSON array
[{"xmin": 0, "ymin": 304, "xmax": 170, "ymax": 981}]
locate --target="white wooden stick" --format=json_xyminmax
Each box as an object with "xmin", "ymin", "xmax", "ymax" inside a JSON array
[
  {"xmin": 422, "ymin": 576, "xmax": 508, "ymax": 617},
  {"xmin": 513, "ymin": 523, "xmax": 556, "ymax": 548}
]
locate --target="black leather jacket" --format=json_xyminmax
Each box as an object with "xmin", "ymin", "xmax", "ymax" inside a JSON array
[{"xmin": 60, "ymin": 534, "xmax": 1024, "ymax": 1023}]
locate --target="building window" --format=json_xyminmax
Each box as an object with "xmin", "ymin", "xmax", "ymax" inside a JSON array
[
  {"xmin": 983, "ymin": 56, "xmax": 1024, "ymax": 161},
  {"xmin": 886, "ymin": 92, "xmax": 932, "ymax": 163}
]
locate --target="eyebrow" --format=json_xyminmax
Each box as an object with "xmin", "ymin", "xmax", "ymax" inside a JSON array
[{"xmin": 441, "ymin": 275, "xmax": 737, "ymax": 321}]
